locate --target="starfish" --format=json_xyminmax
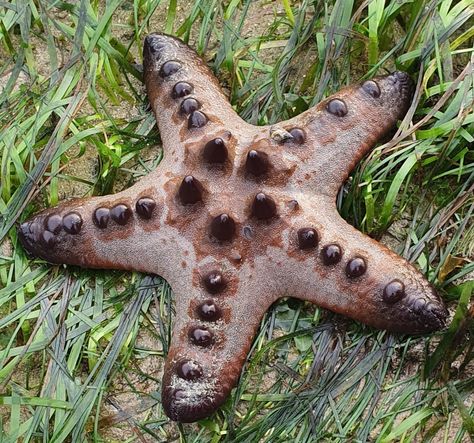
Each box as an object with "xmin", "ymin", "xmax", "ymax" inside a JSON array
[{"xmin": 19, "ymin": 33, "xmax": 448, "ymax": 423}]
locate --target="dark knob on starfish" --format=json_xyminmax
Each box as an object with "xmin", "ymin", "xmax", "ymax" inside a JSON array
[
  {"xmin": 327, "ymin": 99, "xmax": 348, "ymax": 117},
  {"xmin": 180, "ymin": 98, "xmax": 200, "ymax": 115},
  {"xmin": 160, "ymin": 60, "xmax": 181, "ymax": 78},
  {"xmin": 203, "ymin": 271, "xmax": 226, "ymax": 294},
  {"xmin": 188, "ymin": 111, "xmax": 208, "ymax": 129},
  {"xmin": 189, "ymin": 327, "xmax": 214, "ymax": 347},
  {"xmin": 246, "ymin": 150, "xmax": 269, "ymax": 176},
  {"xmin": 63, "ymin": 212, "xmax": 82, "ymax": 234},
  {"xmin": 144, "ymin": 34, "xmax": 165, "ymax": 55},
  {"xmin": 362, "ymin": 80, "xmax": 381, "ymax": 98},
  {"xmin": 45, "ymin": 214, "xmax": 62, "ymax": 234},
  {"xmin": 298, "ymin": 228, "xmax": 318, "ymax": 250},
  {"xmin": 110, "ymin": 204, "xmax": 132, "ymax": 225},
  {"xmin": 203, "ymin": 138, "xmax": 228, "ymax": 164},
  {"xmin": 177, "ymin": 360, "xmax": 203, "ymax": 381},
  {"xmin": 178, "ymin": 176, "xmax": 203, "ymax": 205},
  {"xmin": 321, "ymin": 244, "xmax": 342, "ymax": 265},
  {"xmin": 40, "ymin": 231, "xmax": 56, "ymax": 248},
  {"xmin": 287, "ymin": 199, "xmax": 299, "ymax": 211},
  {"xmin": 172, "ymin": 81, "xmax": 193, "ymax": 98},
  {"xmin": 210, "ymin": 213, "xmax": 236, "ymax": 241},
  {"xmin": 251, "ymin": 192, "xmax": 277, "ymax": 220},
  {"xmin": 136, "ymin": 197, "xmax": 156, "ymax": 219},
  {"xmin": 346, "ymin": 257, "xmax": 367, "ymax": 278},
  {"xmin": 93, "ymin": 207, "xmax": 110, "ymax": 229},
  {"xmin": 383, "ymin": 280, "xmax": 406, "ymax": 304},
  {"xmin": 197, "ymin": 301, "xmax": 221, "ymax": 322},
  {"xmin": 288, "ymin": 128, "xmax": 305, "ymax": 144},
  {"xmin": 411, "ymin": 298, "xmax": 427, "ymax": 314}
]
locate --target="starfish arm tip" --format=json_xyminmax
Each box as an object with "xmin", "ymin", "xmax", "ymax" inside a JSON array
[
  {"xmin": 287, "ymin": 72, "xmax": 415, "ymax": 197},
  {"xmin": 160, "ymin": 283, "xmax": 271, "ymax": 422},
  {"xmin": 288, "ymin": 216, "xmax": 447, "ymax": 335},
  {"xmin": 143, "ymin": 33, "xmax": 245, "ymax": 150},
  {"xmin": 18, "ymin": 192, "xmax": 163, "ymax": 273}
]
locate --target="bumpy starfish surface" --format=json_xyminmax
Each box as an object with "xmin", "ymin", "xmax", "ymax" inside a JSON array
[{"xmin": 19, "ymin": 33, "xmax": 448, "ymax": 422}]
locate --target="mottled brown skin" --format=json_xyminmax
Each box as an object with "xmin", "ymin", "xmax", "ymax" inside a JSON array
[{"xmin": 19, "ymin": 34, "xmax": 448, "ymax": 423}]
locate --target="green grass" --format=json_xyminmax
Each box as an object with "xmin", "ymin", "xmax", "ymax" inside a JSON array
[{"xmin": 0, "ymin": 0, "xmax": 473, "ymax": 441}]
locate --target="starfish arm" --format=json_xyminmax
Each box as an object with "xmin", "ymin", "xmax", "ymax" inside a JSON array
[
  {"xmin": 284, "ymin": 209, "xmax": 447, "ymax": 334},
  {"xmin": 18, "ymin": 184, "xmax": 168, "ymax": 274},
  {"xmin": 283, "ymin": 72, "xmax": 414, "ymax": 198},
  {"xmin": 143, "ymin": 33, "xmax": 249, "ymax": 163},
  {"xmin": 161, "ymin": 269, "xmax": 277, "ymax": 423}
]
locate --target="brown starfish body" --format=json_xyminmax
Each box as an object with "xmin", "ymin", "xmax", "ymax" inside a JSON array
[{"xmin": 19, "ymin": 33, "xmax": 448, "ymax": 423}]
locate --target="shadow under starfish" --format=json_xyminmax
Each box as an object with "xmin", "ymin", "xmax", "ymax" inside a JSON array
[{"xmin": 18, "ymin": 33, "xmax": 448, "ymax": 423}]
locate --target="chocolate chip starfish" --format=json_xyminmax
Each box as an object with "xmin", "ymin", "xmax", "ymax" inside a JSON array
[{"xmin": 19, "ymin": 33, "xmax": 448, "ymax": 423}]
